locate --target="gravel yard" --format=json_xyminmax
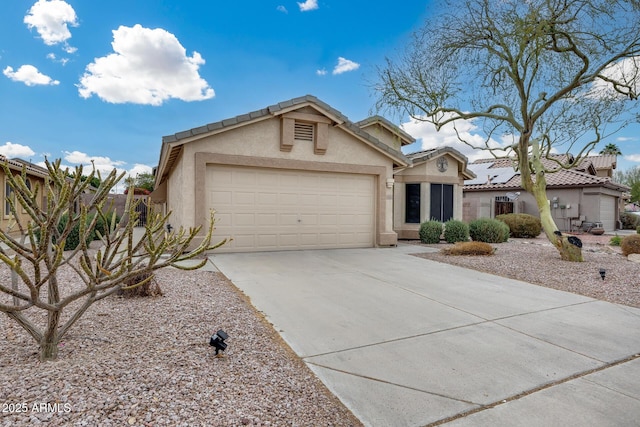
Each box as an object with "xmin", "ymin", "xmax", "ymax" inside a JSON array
[
  {"xmin": 412, "ymin": 233, "xmax": 640, "ymax": 308},
  {"xmin": 2, "ymin": 233, "xmax": 639, "ymax": 427},
  {"xmin": 0, "ymin": 267, "xmax": 362, "ymax": 427}
]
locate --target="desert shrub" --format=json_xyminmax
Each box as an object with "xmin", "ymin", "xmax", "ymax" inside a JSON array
[
  {"xmin": 637, "ymin": 226, "xmax": 640, "ymax": 234},
  {"xmin": 59, "ymin": 214, "xmax": 96, "ymax": 250},
  {"xmin": 419, "ymin": 220, "xmax": 443, "ymax": 244},
  {"xmin": 620, "ymin": 212, "xmax": 640, "ymax": 230},
  {"xmin": 469, "ymin": 218, "xmax": 510, "ymax": 243},
  {"xmin": 91, "ymin": 211, "xmax": 120, "ymax": 240},
  {"xmin": 609, "ymin": 235, "xmax": 622, "ymax": 246},
  {"xmin": 118, "ymin": 271, "xmax": 163, "ymax": 298},
  {"xmin": 443, "ymin": 241, "xmax": 495, "ymax": 256},
  {"xmin": 443, "ymin": 219, "xmax": 470, "ymax": 243},
  {"xmin": 496, "ymin": 213, "xmax": 542, "ymax": 238},
  {"xmin": 36, "ymin": 213, "xmax": 95, "ymax": 250},
  {"xmin": 621, "ymin": 234, "xmax": 640, "ymax": 257}
]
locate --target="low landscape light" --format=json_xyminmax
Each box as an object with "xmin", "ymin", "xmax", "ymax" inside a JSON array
[
  {"xmin": 209, "ymin": 329, "xmax": 229, "ymax": 356},
  {"xmin": 599, "ymin": 268, "xmax": 606, "ymax": 280}
]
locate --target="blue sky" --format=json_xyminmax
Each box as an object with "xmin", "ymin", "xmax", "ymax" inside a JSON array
[{"xmin": 1, "ymin": 0, "xmax": 638, "ymax": 189}]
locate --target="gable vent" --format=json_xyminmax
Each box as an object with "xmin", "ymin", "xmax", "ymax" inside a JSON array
[{"xmin": 294, "ymin": 122, "xmax": 314, "ymax": 141}]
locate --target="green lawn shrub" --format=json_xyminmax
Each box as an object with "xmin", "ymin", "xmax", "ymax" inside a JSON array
[
  {"xmin": 609, "ymin": 235, "xmax": 622, "ymax": 246},
  {"xmin": 496, "ymin": 213, "xmax": 542, "ymax": 238},
  {"xmin": 419, "ymin": 220, "xmax": 443, "ymax": 244},
  {"xmin": 443, "ymin": 219, "xmax": 470, "ymax": 243},
  {"xmin": 469, "ymin": 218, "xmax": 510, "ymax": 243}
]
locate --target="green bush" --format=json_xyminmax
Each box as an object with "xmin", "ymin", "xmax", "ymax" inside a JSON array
[
  {"xmin": 620, "ymin": 212, "xmax": 640, "ymax": 230},
  {"xmin": 419, "ymin": 220, "xmax": 443, "ymax": 244},
  {"xmin": 637, "ymin": 226, "xmax": 640, "ymax": 234},
  {"xmin": 609, "ymin": 235, "xmax": 622, "ymax": 246},
  {"xmin": 36, "ymin": 213, "xmax": 95, "ymax": 251},
  {"xmin": 469, "ymin": 218, "xmax": 510, "ymax": 243},
  {"xmin": 91, "ymin": 211, "xmax": 120, "ymax": 240},
  {"xmin": 496, "ymin": 213, "xmax": 542, "ymax": 238},
  {"xmin": 59, "ymin": 214, "xmax": 95, "ymax": 250},
  {"xmin": 621, "ymin": 234, "xmax": 640, "ymax": 257},
  {"xmin": 443, "ymin": 219, "xmax": 469, "ymax": 243}
]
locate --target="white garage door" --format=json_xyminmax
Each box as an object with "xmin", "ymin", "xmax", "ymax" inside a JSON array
[
  {"xmin": 599, "ymin": 195, "xmax": 617, "ymax": 232},
  {"xmin": 207, "ymin": 165, "xmax": 375, "ymax": 252}
]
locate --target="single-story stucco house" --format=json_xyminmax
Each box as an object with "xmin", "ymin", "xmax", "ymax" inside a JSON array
[
  {"xmin": 463, "ymin": 155, "xmax": 629, "ymax": 232},
  {"xmin": 151, "ymin": 95, "xmax": 475, "ymax": 252},
  {"xmin": 0, "ymin": 157, "xmax": 48, "ymax": 234}
]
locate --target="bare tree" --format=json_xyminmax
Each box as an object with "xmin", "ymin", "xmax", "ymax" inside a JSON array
[
  {"xmin": 0, "ymin": 159, "xmax": 226, "ymax": 361},
  {"xmin": 376, "ymin": 0, "xmax": 640, "ymax": 261}
]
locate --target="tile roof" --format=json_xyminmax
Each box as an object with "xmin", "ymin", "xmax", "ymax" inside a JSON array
[
  {"xmin": 581, "ymin": 154, "xmax": 617, "ymax": 170},
  {"xmin": 156, "ymin": 95, "xmax": 410, "ymax": 184},
  {"xmin": 465, "ymin": 156, "xmax": 628, "ymax": 192},
  {"xmin": 354, "ymin": 115, "xmax": 416, "ymax": 146}
]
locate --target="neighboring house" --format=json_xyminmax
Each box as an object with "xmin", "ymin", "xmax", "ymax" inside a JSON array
[
  {"xmin": 463, "ymin": 155, "xmax": 629, "ymax": 232},
  {"xmin": 0, "ymin": 157, "xmax": 48, "ymax": 234},
  {"xmin": 394, "ymin": 148, "xmax": 476, "ymax": 239},
  {"xmin": 152, "ymin": 95, "xmax": 474, "ymax": 252}
]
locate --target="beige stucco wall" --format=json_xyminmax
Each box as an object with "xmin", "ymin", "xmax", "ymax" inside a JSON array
[
  {"xmin": 1, "ymin": 170, "xmax": 46, "ymax": 234},
  {"xmin": 163, "ymin": 113, "xmax": 399, "ymax": 247},
  {"xmin": 359, "ymin": 123, "xmax": 403, "ymax": 151},
  {"xmin": 463, "ymin": 186, "xmax": 622, "ymax": 232},
  {"xmin": 393, "ymin": 154, "xmax": 466, "ymax": 239}
]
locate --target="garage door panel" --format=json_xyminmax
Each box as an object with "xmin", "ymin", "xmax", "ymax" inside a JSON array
[{"xmin": 207, "ymin": 165, "xmax": 375, "ymax": 252}]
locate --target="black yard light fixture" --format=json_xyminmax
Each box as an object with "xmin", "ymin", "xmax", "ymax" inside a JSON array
[
  {"xmin": 599, "ymin": 268, "xmax": 606, "ymax": 280},
  {"xmin": 209, "ymin": 329, "xmax": 229, "ymax": 356}
]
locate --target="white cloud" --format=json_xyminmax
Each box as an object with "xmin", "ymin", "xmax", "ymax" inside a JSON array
[
  {"xmin": 298, "ymin": 0, "xmax": 319, "ymax": 12},
  {"xmin": 77, "ymin": 24, "xmax": 215, "ymax": 106},
  {"xmin": 126, "ymin": 164, "xmax": 153, "ymax": 178},
  {"xmin": 0, "ymin": 142, "xmax": 36, "ymax": 159},
  {"xmin": 47, "ymin": 53, "xmax": 69, "ymax": 65},
  {"xmin": 277, "ymin": 5, "xmax": 288, "ymax": 13},
  {"xmin": 624, "ymin": 154, "xmax": 640, "ymax": 162},
  {"xmin": 24, "ymin": 0, "xmax": 78, "ymax": 51},
  {"xmin": 62, "ymin": 151, "xmax": 154, "ymax": 181},
  {"xmin": 590, "ymin": 56, "xmax": 640, "ymax": 99},
  {"xmin": 401, "ymin": 115, "xmax": 512, "ymax": 162},
  {"xmin": 617, "ymin": 136, "xmax": 638, "ymax": 142},
  {"xmin": 63, "ymin": 150, "xmax": 126, "ymax": 174},
  {"xmin": 3, "ymin": 65, "xmax": 60, "ymax": 86},
  {"xmin": 316, "ymin": 68, "xmax": 327, "ymax": 76},
  {"xmin": 332, "ymin": 57, "xmax": 360, "ymax": 75}
]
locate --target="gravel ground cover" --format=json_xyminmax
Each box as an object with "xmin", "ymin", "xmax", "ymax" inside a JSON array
[
  {"xmin": 412, "ymin": 233, "xmax": 640, "ymax": 308},
  {"xmin": 0, "ymin": 267, "xmax": 362, "ymax": 427}
]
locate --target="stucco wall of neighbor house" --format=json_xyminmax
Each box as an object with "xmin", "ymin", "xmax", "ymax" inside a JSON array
[
  {"xmin": 1, "ymin": 170, "xmax": 46, "ymax": 234},
  {"xmin": 464, "ymin": 187, "xmax": 621, "ymax": 232},
  {"xmin": 165, "ymin": 114, "xmax": 399, "ymax": 248},
  {"xmin": 393, "ymin": 154, "xmax": 466, "ymax": 239}
]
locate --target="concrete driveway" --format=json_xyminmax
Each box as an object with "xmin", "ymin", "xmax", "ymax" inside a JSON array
[{"xmin": 211, "ymin": 244, "xmax": 640, "ymax": 427}]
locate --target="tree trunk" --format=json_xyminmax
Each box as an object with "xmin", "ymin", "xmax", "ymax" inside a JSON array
[
  {"xmin": 40, "ymin": 310, "xmax": 60, "ymax": 362},
  {"xmin": 533, "ymin": 179, "xmax": 584, "ymax": 262},
  {"xmin": 41, "ymin": 272, "xmax": 62, "ymax": 362}
]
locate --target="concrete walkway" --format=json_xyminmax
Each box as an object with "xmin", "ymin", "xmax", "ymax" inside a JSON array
[{"xmin": 211, "ymin": 245, "xmax": 640, "ymax": 427}]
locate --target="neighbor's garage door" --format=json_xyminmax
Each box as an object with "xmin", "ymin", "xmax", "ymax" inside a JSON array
[
  {"xmin": 599, "ymin": 195, "xmax": 617, "ymax": 232},
  {"xmin": 207, "ymin": 165, "xmax": 375, "ymax": 252}
]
